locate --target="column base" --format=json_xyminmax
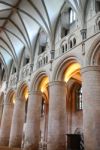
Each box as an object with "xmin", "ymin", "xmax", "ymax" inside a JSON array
[
  {"xmin": 47, "ymin": 143, "xmax": 66, "ymax": 150},
  {"xmin": 0, "ymin": 137, "xmax": 9, "ymax": 146},
  {"xmin": 24, "ymin": 144, "xmax": 39, "ymax": 150},
  {"xmin": 9, "ymin": 136, "xmax": 22, "ymax": 148}
]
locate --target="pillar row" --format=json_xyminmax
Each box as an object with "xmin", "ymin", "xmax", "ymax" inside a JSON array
[
  {"xmin": 24, "ymin": 91, "xmax": 42, "ymax": 150},
  {"xmin": 9, "ymin": 96, "xmax": 25, "ymax": 148},
  {"xmin": 47, "ymin": 81, "xmax": 67, "ymax": 150},
  {"xmin": 81, "ymin": 66, "xmax": 100, "ymax": 150},
  {"xmin": 0, "ymin": 102, "xmax": 13, "ymax": 146}
]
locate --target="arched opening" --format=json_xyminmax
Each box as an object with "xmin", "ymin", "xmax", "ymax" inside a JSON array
[
  {"xmin": 23, "ymin": 87, "xmax": 29, "ymax": 123},
  {"xmin": 93, "ymin": 45, "xmax": 100, "ymax": 65},
  {"xmin": 61, "ymin": 27, "xmax": 68, "ymax": 38},
  {"xmin": 0, "ymin": 92, "xmax": 4, "ymax": 125},
  {"xmin": 0, "ymin": 61, "xmax": 6, "ymax": 84},
  {"xmin": 12, "ymin": 66, "xmax": 16, "ymax": 74},
  {"xmin": 62, "ymin": 45, "xmax": 64, "ymax": 53},
  {"xmin": 95, "ymin": 0, "xmax": 100, "ymax": 12},
  {"xmin": 73, "ymin": 38, "xmax": 76, "ymax": 46},
  {"xmin": 0, "ymin": 90, "xmax": 16, "ymax": 146},
  {"xmin": 46, "ymin": 56, "xmax": 48, "ymax": 64},
  {"xmin": 86, "ymin": 38, "xmax": 100, "ymax": 66},
  {"xmin": 10, "ymin": 92, "xmax": 16, "ymax": 104},
  {"xmin": 23, "ymin": 57, "xmax": 30, "ymax": 66},
  {"xmin": 21, "ymin": 86, "xmax": 29, "ymax": 147},
  {"xmin": 61, "ymin": 62, "xmax": 83, "ymax": 149},
  {"xmin": 69, "ymin": 8, "xmax": 76, "ymax": 24},
  {"xmin": 98, "ymin": 21, "xmax": 100, "ymax": 30},
  {"xmin": 38, "ymin": 76, "xmax": 49, "ymax": 148},
  {"xmin": 65, "ymin": 43, "xmax": 67, "ymax": 51},
  {"xmin": 88, "ymin": 43, "xmax": 100, "ymax": 65},
  {"xmin": 70, "ymin": 40, "xmax": 73, "ymax": 49},
  {"xmin": 64, "ymin": 63, "xmax": 81, "ymax": 82}
]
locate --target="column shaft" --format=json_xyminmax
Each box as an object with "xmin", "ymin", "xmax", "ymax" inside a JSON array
[
  {"xmin": 0, "ymin": 104, "xmax": 3, "ymax": 124},
  {"xmin": 9, "ymin": 97, "xmax": 25, "ymax": 148},
  {"xmin": 47, "ymin": 81, "xmax": 67, "ymax": 150},
  {"xmin": 24, "ymin": 91, "xmax": 42, "ymax": 150},
  {"xmin": 0, "ymin": 103, "xmax": 13, "ymax": 146},
  {"xmin": 82, "ymin": 66, "xmax": 100, "ymax": 150}
]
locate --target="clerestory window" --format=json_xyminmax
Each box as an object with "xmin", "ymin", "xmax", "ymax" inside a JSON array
[
  {"xmin": 98, "ymin": 21, "xmax": 100, "ymax": 30},
  {"xmin": 39, "ymin": 45, "xmax": 46, "ymax": 55},
  {"xmin": 69, "ymin": 8, "xmax": 76, "ymax": 24},
  {"xmin": 12, "ymin": 67, "xmax": 16, "ymax": 74},
  {"xmin": 96, "ymin": 0, "xmax": 100, "ymax": 12},
  {"xmin": 61, "ymin": 27, "xmax": 68, "ymax": 38}
]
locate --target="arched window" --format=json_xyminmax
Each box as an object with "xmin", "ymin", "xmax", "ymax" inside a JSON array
[
  {"xmin": 0, "ymin": 63, "xmax": 5, "ymax": 81},
  {"xmin": 38, "ymin": 30, "xmax": 47, "ymax": 55},
  {"xmin": 46, "ymin": 56, "xmax": 48, "ymax": 64},
  {"xmin": 95, "ymin": 0, "xmax": 100, "ymax": 12},
  {"xmin": 39, "ymin": 45, "xmax": 46, "ymax": 55},
  {"xmin": 69, "ymin": 8, "xmax": 76, "ymax": 24},
  {"xmin": 41, "ymin": 99, "xmax": 45, "ymax": 117},
  {"xmin": 61, "ymin": 27, "xmax": 68, "ymax": 38},
  {"xmin": 65, "ymin": 44, "xmax": 67, "ymax": 51},
  {"xmin": 38, "ymin": 61, "xmax": 40, "ymax": 68},
  {"xmin": 62, "ymin": 45, "xmax": 64, "ymax": 53},
  {"xmin": 98, "ymin": 21, "xmax": 100, "ymax": 30},
  {"xmin": 40, "ymin": 60, "xmax": 42, "ymax": 66},
  {"xmin": 70, "ymin": 40, "xmax": 72, "ymax": 48},
  {"xmin": 24, "ymin": 57, "xmax": 30, "ymax": 65},
  {"xmin": 25, "ymin": 98, "xmax": 28, "ymax": 122},
  {"xmin": 73, "ymin": 38, "xmax": 76, "ymax": 46},
  {"xmin": 76, "ymin": 86, "xmax": 83, "ymax": 111},
  {"xmin": 43, "ymin": 57, "xmax": 45, "ymax": 64},
  {"xmin": 12, "ymin": 67, "xmax": 16, "ymax": 74}
]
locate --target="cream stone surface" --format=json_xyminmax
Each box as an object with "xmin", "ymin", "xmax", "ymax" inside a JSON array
[
  {"xmin": 47, "ymin": 81, "xmax": 67, "ymax": 150},
  {"xmin": 0, "ymin": 103, "xmax": 13, "ymax": 146},
  {"xmin": 9, "ymin": 97, "xmax": 25, "ymax": 148},
  {"xmin": 24, "ymin": 91, "xmax": 42, "ymax": 150},
  {"xmin": 82, "ymin": 66, "xmax": 100, "ymax": 150}
]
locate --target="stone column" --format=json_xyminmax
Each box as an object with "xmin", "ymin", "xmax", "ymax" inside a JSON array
[
  {"xmin": 0, "ymin": 102, "xmax": 14, "ymax": 146},
  {"xmin": 47, "ymin": 81, "xmax": 67, "ymax": 150},
  {"xmin": 81, "ymin": 66, "xmax": 100, "ymax": 150},
  {"xmin": 9, "ymin": 96, "xmax": 25, "ymax": 148},
  {"xmin": 0, "ymin": 103, "xmax": 3, "ymax": 124},
  {"xmin": 24, "ymin": 91, "xmax": 42, "ymax": 150}
]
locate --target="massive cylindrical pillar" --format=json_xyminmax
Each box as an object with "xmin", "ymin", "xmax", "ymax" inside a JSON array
[
  {"xmin": 0, "ymin": 102, "xmax": 3, "ymax": 124},
  {"xmin": 47, "ymin": 81, "xmax": 67, "ymax": 150},
  {"xmin": 24, "ymin": 91, "xmax": 42, "ymax": 150},
  {"xmin": 0, "ymin": 102, "xmax": 13, "ymax": 146},
  {"xmin": 9, "ymin": 96, "xmax": 25, "ymax": 148},
  {"xmin": 82, "ymin": 66, "xmax": 100, "ymax": 150}
]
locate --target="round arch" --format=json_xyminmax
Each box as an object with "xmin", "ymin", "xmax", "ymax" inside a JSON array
[
  {"xmin": 30, "ymin": 70, "xmax": 49, "ymax": 104},
  {"xmin": 0, "ymin": 92, "xmax": 4, "ymax": 105},
  {"xmin": 86, "ymin": 36, "xmax": 100, "ymax": 66},
  {"xmin": 52, "ymin": 55, "xmax": 82, "ymax": 81},
  {"xmin": 30, "ymin": 70, "xmax": 49, "ymax": 91},
  {"xmin": 6, "ymin": 89, "xmax": 16, "ymax": 104},
  {"xmin": 17, "ymin": 81, "xmax": 29, "ymax": 101}
]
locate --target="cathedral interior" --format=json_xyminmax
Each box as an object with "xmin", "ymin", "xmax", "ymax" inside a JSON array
[{"xmin": 0, "ymin": 0, "xmax": 100, "ymax": 150}]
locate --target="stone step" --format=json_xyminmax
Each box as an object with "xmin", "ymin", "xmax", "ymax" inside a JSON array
[{"xmin": 0, "ymin": 146, "xmax": 21, "ymax": 150}]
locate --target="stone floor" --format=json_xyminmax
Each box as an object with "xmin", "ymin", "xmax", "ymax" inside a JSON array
[{"xmin": 0, "ymin": 147, "xmax": 21, "ymax": 150}]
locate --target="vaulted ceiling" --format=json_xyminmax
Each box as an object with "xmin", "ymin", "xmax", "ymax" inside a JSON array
[{"xmin": 0, "ymin": 0, "xmax": 89, "ymax": 70}]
